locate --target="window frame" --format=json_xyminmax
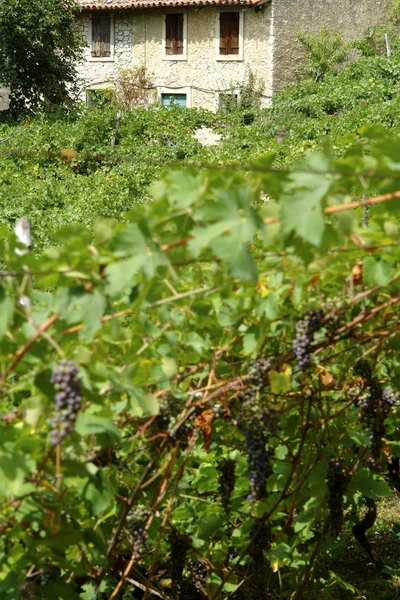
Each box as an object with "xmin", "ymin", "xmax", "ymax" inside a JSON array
[
  {"xmin": 162, "ymin": 11, "xmax": 188, "ymax": 61},
  {"xmin": 215, "ymin": 9, "xmax": 244, "ymax": 61},
  {"xmin": 88, "ymin": 13, "xmax": 115, "ymax": 62},
  {"xmin": 158, "ymin": 86, "xmax": 192, "ymax": 107}
]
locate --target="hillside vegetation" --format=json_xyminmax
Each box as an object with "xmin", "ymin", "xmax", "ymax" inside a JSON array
[
  {"xmin": 1, "ymin": 28, "xmax": 400, "ymax": 247},
  {"xmin": 1, "ymin": 28, "xmax": 400, "ymax": 600}
]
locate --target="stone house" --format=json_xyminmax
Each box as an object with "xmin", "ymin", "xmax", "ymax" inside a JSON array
[
  {"xmin": 76, "ymin": 0, "xmax": 391, "ymax": 110},
  {"xmin": 0, "ymin": 0, "xmax": 392, "ymax": 111},
  {"xmin": 76, "ymin": 0, "xmax": 274, "ymax": 110}
]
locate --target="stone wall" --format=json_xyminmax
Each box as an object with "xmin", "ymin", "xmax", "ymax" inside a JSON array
[
  {"xmin": 76, "ymin": 14, "xmax": 133, "ymax": 94},
  {"xmin": 77, "ymin": 5, "xmax": 274, "ymax": 110},
  {"xmin": 0, "ymin": 88, "xmax": 10, "ymax": 111},
  {"xmin": 272, "ymin": 0, "xmax": 391, "ymax": 91}
]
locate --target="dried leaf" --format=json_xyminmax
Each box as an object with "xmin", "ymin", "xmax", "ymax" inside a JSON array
[
  {"xmin": 350, "ymin": 234, "xmax": 364, "ymax": 248},
  {"xmin": 351, "ymin": 261, "xmax": 363, "ymax": 286},
  {"xmin": 195, "ymin": 408, "xmax": 214, "ymax": 452},
  {"xmin": 319, "ymin": 367, "xmax": 334, "ymax": 388}
]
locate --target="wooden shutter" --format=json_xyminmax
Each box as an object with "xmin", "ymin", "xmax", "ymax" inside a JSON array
[
  {"xmin": 175, "ymin": 14, "xmax": 184, "ymax": 54},
  {"xmin": 165, "ymin": 14, "xmax": 184, "ymax": 55},
  {"xmin": 91, "ymin": 15, "xmax": 111, "ymax": 58},
  {"xmin": 219, "ymin": 12, "xmax": 240, "ymax": 55}
]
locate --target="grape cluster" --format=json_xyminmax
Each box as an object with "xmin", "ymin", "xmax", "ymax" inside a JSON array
[
  {"xmin": 292, "ymin": 309, "xmax": 324, "ymax": 370},
  {"xmin": 217, "ymin": 458, "xmax": 236, "ymax": 512},
  {"xmin": 19, "ymin": 582, "xmax": 37, "ymax": 600},
  {"xmin": 237, "ymin": 403, "xmax": 275, "ymax": 503},
  {"xmin": 326, "ymin": 310, "xmax": 345, "ymax": 340},
  {"xmin": 189, "ymin": 560, "xmax": 207, "ymax": 593},
  {"xmin": 352, "ymin": 362, "xmax": 399, "ymax": 468},
  {"xmin": 382, "ymin": 386, "xmax": 400, "ymax": 416},
  {"xmin": 248, "ymin": 356, "xmax": 273, "ymax": 389},
  {"xmin": 126, "ymin": 505, "xmax": 150, "ymax": 553},
  {"xmin": 249, "ymin": 519, "xmax": 271, "ymax": 554},
  {"xmin": 235, "ymin": 355, "xmax": 277, "ymax": 502},
  {"xmin": 326, "ymin": 459, "xmax": 348, "ymax": 537},
  {"xmin": 50, "ymin": 360, "xmax": 82, "ymax": 445},
  {"xmin": 167, "ymin": 528, "xmax": 191, "ymax": 590}
]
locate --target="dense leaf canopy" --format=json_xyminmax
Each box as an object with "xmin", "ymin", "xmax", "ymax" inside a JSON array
[{"xmin": 0, "ymin": 0, "xmax": 83, "ymax": 109}]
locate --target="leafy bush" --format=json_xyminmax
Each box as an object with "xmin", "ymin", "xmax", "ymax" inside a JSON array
[
  {"xmin": 219, "ymin": 69, "xmax": 265, "ymax": 115},
  {"xmin": 0, "ymin": 0, "xmax": 83, "ymax": 112},
  {"xmin": 297, "ymin": 27, "xmax": 349, "ymax": 81}
]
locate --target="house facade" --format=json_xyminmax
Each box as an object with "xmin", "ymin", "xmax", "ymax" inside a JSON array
[
  {"xmin": 0, "ymin": 0, "xmax": 393, "ymax": 111},
  {"xmin": 77, "ymin": 0, "xmax": 274, "ymax": 110}
]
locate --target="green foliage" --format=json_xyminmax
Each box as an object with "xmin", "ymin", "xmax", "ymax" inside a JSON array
[
  {"xmin": 0, "ymin": 0, "xmax": 83, "ymax": 111},
  {"xmin": 389, "ymin": 0, "xmax": 400, "ymax": 23},
  {"xmin": 0, "ymin": 105, "xmax": 220, "ymax": 249},
  {"xmin": 1, "ymin": 23, "xmax": 400, "ymax": 600},
  {"xmin": 3, "ymin": 27, "xmax": 400, "ymax": 250},
  {"xmin": 219, "ymin": 69, "xmax": 265, "ymax": 115},
  {"xmin": 297, "ymin": 27, "xmax": 349, "ymax": 81},
  {"xmin": 0, "ymin": 126, "xmax": 400, "ymax": 598}
]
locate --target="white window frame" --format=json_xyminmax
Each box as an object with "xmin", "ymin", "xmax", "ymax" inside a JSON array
[
  {"xmin": 162, "ymin": 11, "xmax": 188, "ymax": 61},
  {"xmin": 158, "ymin": 86, "xmax": 192, "ymax": 108},
  {"xmin": 88, "ymin": 13, "xmax": 115, "ymax": 62},
  {"xmin": 215, "ymin": 9, "xmax": 244, "ymax": 62}
]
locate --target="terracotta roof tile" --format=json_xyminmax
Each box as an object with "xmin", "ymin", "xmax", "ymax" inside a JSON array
[{"xmin": 78, "ymin": 0, "xmax": 265, "ymax": 9}]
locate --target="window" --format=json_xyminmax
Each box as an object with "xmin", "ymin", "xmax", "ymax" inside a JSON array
[
  {"xmin": 216, "ymin": 11, "xmax": 243, "ymax": 61},
  {"xmin": 161, "ymin": 93, "xmax": 187, "ymax": 108},
  {"xmin": 159, "ymin": 86, "xmax": 191, "ymax": 107},
  {"xmin": 89, "ymin": 14, "xmax": 114, "ymax": 61},
  {"xmin": 219, "ymin": 13, "xmax": 239, "ymax": 55},
  {"xmin": 162, "ymin": 13, "xmax": 187, "ymax": 60}
]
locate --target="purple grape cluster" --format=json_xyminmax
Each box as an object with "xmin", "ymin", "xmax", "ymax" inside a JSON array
[
  {"xmin": 326, "ymin": 310, "xmax": 345, "ymax": 340},
  {"xmin": 249, "ymin": 519, "xmax": 271, "ymax": 554},
  {"xmin": 292, "ymin": 310, "xmax": 324, "ymax": 370},
  {"xmin": 50, "ymin": 360, "xmax": 82, "ymax": 445},
  {"xmin": 126, "ymin": 505, "xmax": 150, "ymax": 553},
  {"xmin": 382, "ymin": 387, "xmax": 400, "ymax": 416},
  {"xmin": 189, "ymin": 560, "xmax": 207, "ymax": 593},
  {"xmin": 326, "ymin": 459, "xmax": 348, "ymax": 537},
  {"xmin": 248, "ymin": 356, "xmax": 273, "ymax": 390},
  {"xmin": 352, "ymin": 362, "xmax": 399, "ymax": 468},
  {"xmin": 19, "ymin": 582, "xmax": 36, "ymax": 600},
  {"xmin": 236, "ymin": 354, "xmax": 277, "ymax": 503},
  {"xmin": 217, "ymin": 458, "xmax": 236, "ymax": 512},
  {"xmin": 167, "ymin": 528, "xmax": 190, "ymax": 592},
  {"xmin": 237, "ymin": 403, "xmax": 275, "ymax": 503}
]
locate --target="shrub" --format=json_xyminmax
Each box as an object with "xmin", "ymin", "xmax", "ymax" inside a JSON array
[{"xmin": 297, "ymin": 27, "xmax": 349, "ymax": 81}]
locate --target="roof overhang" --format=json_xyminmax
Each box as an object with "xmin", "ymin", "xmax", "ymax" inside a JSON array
[{"xmin": 78, "ymin": 0, "xmax": 270, "ymax": 10}]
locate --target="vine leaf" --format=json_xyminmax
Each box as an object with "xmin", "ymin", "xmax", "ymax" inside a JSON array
[{"xmin": 281, "ymin": 155, "xmax": 331, "ymax": 246}]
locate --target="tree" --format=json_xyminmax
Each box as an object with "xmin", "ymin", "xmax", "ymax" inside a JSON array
[{"xmin": 0, "ymin": 0, "xmax": 83, "ymax": 111}]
